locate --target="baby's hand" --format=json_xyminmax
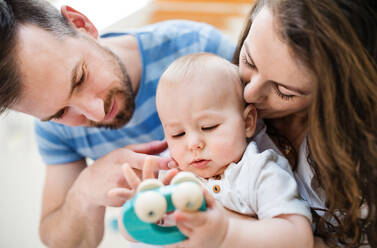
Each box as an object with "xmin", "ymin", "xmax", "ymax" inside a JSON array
[
  {"xmin": 167, "ymin": 190, "xmax": 229, "ymax": 248},
  {"xmin": 107, "ymin": 157, "xmax": 161, "ymax": 203}
]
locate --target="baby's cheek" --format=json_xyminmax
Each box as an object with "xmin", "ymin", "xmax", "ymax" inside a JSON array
[
  {"xmin": 213, "ymin": 142, "xmax": 245, "ymax": 162},
  {"xmin": 213, "ymin": 144, "xmax": 234, "ymax": 157},
  {"xmin": 169, "ymin": 148, "xmax": 185, "ymax": 168}
]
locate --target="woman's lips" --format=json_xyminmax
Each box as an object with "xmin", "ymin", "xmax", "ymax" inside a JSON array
[
  {"xmin": 190, "ymin": 159, "xmax": 210, "ymax": 169},
  {"xmin": 104, "ymin": 97, "xmax": 118, "ymax": 121}
]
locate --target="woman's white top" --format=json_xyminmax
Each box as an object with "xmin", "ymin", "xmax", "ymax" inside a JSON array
[
  {"xmin": 253, "ymin": 120, "xmax": 327, "ymax": 212},
  {"xmin": 198, "ymin": 140, "xmax": 312, "ymax": 221}
]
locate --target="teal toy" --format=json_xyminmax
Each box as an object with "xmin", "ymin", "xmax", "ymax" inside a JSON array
[{"xmin": 122, "ymin": 172, "xmax": 206, "ymax": 245}]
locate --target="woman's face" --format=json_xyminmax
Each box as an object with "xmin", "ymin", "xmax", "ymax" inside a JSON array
[{"xmin": 239, "ymin": 6, "xmax": 315, "ymax": 119}]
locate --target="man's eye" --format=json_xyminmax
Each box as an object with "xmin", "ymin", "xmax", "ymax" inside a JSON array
[
  {"xmin": 76, "ymin": 73, "xmax": 85, "ymax": 87},
  {"xmin": 53, "ymin": 108, "xmax": 67, "ymax": 120},
  {"xmin": 172, "ymin": 132, "xmax": 185, "ymax": 138},
  {"xmin": 202, "ymin": 124, "xmax": 219, "ymax": 131},
  {"xmin": 76, "ymin": 63, "xmax": 87, "ymax": 87}
]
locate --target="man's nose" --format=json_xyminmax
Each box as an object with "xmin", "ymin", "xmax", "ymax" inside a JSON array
[{"xmin": 71, "ymin": 95, "xmax": 105, "ymax": 122}]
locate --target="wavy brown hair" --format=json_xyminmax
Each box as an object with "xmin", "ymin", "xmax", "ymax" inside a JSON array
[{"xmin": 234, "ymin": 0, "xmax": 377, "ymax": 247}]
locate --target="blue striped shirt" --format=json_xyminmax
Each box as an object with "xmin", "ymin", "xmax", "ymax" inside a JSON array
[{"xmin": 35, "ymin": 20, "xmax": 235, "ymax": 165}]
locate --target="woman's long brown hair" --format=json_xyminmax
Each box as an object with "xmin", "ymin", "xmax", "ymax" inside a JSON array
[{"xmin": 234, "ymin": 0, "xmax": 377, "ymax": 247}]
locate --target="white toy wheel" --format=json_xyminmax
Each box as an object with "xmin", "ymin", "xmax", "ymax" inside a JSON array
[
  {"xmin": 171, "ymin": 182, "xmax": 203, "ymax": 212},
  {"xmin": 137, "ymin": 179, "xmax": 163, "ymax": 192},
  {"xmin": 134, "ymin": 191, "xmax": 167, "ymax": 223},
  {"xmin": 171, "ymin": 171, "xmax": 200, "ymax": 185}
]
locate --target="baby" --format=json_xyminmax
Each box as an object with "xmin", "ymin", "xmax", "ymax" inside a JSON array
[
  {"xmin": 114, "ymin": 53, "xmax": 314, "ymax": 247},
  {"xmin": 155, "ymin": 53, "xmax": 313, "ymax": 247}
]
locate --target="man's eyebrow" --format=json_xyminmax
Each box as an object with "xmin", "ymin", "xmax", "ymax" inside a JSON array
[{"xmin": 40, "ymin": 60, "xmax": 82, "ymax": 121}]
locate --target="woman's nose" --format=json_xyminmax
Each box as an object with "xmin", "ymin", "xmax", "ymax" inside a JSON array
[
  {"xmin": 244, "ymin": 74, "xmax": 267, "ymax": 103},
  {"xmin": 71, "ymin": 96, "xmax": 105, "ymax": 122}
]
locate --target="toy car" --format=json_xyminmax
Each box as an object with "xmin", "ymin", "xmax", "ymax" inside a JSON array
[{"xmin": 122, "ymin": 172, "xmax": 206, "ymax": 245}]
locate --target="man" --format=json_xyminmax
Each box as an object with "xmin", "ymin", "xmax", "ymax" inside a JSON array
[{"xmin": 0, "ymin": 0, "xmax": 234, "ymax": 247}]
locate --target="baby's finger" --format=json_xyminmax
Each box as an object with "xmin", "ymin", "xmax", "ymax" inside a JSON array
[
  {"xmin": 202, "ymin": 188, "xmax": 215, "ymax": 207},
  {"xmin": 122, "ymin": 163, "xmax": 141, "ymax": 190},
  {"xmin": 142, "ymin": 156, "xmax": 159, "ymax": 179},
  {"xmin": 167, "ymin": 159, "xmax": 179, "ymax": 169},
  {"xmin": 176, "ymin": 221, "xmax": 193, "ymax": 237},
  {"xmin": 107, "ymin": 187, "xmax": 134, "ymax": 200},
  {"xmin": 161, "ymin": 168, "xmax": 180, "ymax": 185},
  {"xmin": 174, "ymin": 210, "xmax": 207, "ymax": 228}
]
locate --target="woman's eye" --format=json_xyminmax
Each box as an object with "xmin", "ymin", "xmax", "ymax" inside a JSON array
[
  {"xmin": 172, "ymin": 132, "xmax": 185, "ymax": 138},
  {"xmin": 202, "ymin": 124, "xmax": 219, "ymax": 131},
  {"xmin": 272, "ymin": 83, "xmax": 295, "ymax": 100}
]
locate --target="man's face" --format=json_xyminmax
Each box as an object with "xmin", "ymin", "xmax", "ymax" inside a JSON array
[{"xmin": 12, "ymin": 24, "xmax": 134, "ymax": 129}]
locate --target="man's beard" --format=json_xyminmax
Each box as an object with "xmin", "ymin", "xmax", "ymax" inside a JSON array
[{"xmin": 88, "ymin": 46, "xmax": 135, "ymax": 129}]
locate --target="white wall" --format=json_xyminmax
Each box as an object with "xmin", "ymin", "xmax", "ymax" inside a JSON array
[{"xmin": 0, "ymin": 112, "xmax": 44, "ymax": 248}]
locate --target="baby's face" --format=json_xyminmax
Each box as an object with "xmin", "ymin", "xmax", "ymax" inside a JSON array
[{"xmin": 157, "ymin": 70, "xmax": 248, "ymax": 178}]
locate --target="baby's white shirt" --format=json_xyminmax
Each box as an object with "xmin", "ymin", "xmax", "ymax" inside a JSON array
[{"xmin": 198, "ymin": 141, "xmax": 312, "ymax": 221}]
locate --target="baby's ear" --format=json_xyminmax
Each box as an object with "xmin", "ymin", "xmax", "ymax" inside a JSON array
[{"xmin": 243, "ymin": 104, "xmax": 257, "ymax": 138}]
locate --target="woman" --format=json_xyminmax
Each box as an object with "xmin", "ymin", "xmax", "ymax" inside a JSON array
[{"xmin": 234, "ymin": 0, "xmax": 376, "ymax": 247}]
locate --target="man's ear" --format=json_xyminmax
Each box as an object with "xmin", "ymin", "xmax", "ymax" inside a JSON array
[
  {"xmin": 61, "ymin": 5, "xmax": 98, "ymax": 39},
  {"xmin": 243, "ymin": 104, "xmax": 257, "ymax": 138}
]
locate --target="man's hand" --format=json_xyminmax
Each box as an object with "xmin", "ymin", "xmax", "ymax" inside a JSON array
[
  {"xmin": 39, "ymin": 140, "xmax": 173, "ymax": 248},
  {"xmin": 70, "ymin": 140, "xmax": 174, "ymax": 208}
]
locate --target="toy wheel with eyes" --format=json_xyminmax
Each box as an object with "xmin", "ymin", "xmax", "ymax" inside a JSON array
[
  {"xmin": 171, "ymin": 171, "xmax": 201, "ymax": 185},
  {"xmin": 134, "ymin": 191, "xmax": 167, "ymax": 223},
  {"xmin": 171, "ymin": 172, "xmax": 203, "ymax": 212},
  {"xmin": 137, "ymin": 178, "xmax": 164, "ymax": 192},
  {"xmin": 134, "ymin": 179, "xmax": 166, "ymax": 223}
]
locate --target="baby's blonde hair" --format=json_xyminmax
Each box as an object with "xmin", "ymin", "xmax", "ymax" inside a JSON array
[{"xmin": 157, "ymin": 52, "xmax": 244, "ymax": 108}]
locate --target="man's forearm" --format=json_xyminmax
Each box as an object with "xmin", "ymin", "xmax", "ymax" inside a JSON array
[{"xmin": 39, "ymin": 187, "xmax": 106, "ymax": 248}]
